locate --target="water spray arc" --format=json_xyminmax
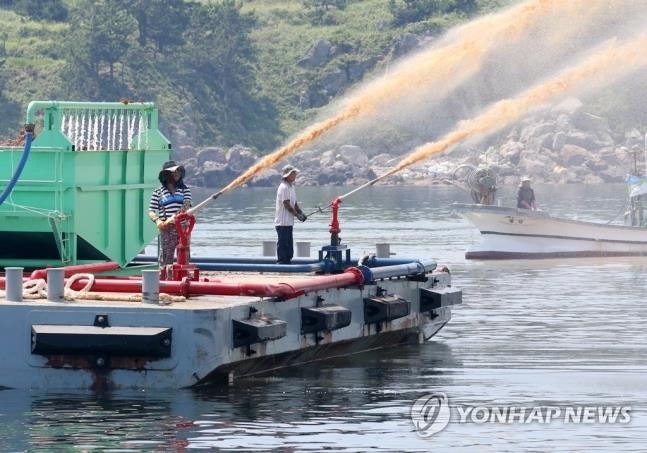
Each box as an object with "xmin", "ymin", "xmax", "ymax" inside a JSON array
[
  {"xmin": 334, "ymin": 35, "xmax": 647, "ymax": 200},
  {"xmin": 186, "ymin": 0, "xmax": 604, "ymax": 218}
]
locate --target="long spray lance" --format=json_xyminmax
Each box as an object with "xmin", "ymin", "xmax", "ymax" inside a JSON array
[
  {"xmin": 324, "ymin": 167, "xmax": 429, "ymax": 250},
  {"xmin": 162, "ymin": 184, "xmax": 229, "ymax": 280},
  {"xmin": 186, "ymin": 189, "xmax": 224, "ymax": 216},
  {"xmin": 322, "ymin": 173, "xmax": 392, "ymax": 248},
  {"xmin": 337, "ymin": 172, "xmax": 390, "ymax": 202},
  {"xmin": 188, "ymin": 189, "xmax": 328, "ymax": 220},
  {"xmin": 305, "ymin": 205, "xmax": 326, "ymax": 217}
]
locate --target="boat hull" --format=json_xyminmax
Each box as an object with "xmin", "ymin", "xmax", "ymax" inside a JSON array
[
  {"xmin": 0, "ymin": 267, "xmax": 459, "ymax": 390},
  {"xmin": 456, "ymin": 204, "xmax": 647, "ymax": 259}
]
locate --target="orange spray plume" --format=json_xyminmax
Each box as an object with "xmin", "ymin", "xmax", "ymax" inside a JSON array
[
  {"xmin": 220, "ymin": 0, "xmax": 607, "ymax": 194},
  {"xmin": 373, "ymin": 35, "xmax": 647, "ymax": 183}
]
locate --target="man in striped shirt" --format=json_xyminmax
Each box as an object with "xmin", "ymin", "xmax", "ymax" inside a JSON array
[
  {"xmin": 275, "ymin": 165, "xmax": 307, "ymax": 264},
  {"xmin": 148, "ymin": 160, "xmax": 192, "ymax": 269}
]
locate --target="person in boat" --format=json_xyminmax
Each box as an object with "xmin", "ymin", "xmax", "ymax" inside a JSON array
[
  {"xmin": 469, "ymin": 167, "xmax": 498, "ymax": 205},
  {"xmin": 148, "ymin": 160, "xmax": 192, "ymax": 269},
  {"xmin": 516, "ymin": 176, "xmax": 537, "ymax": 210},
  {"xmin": 275, "ymin": 165, "xmax": 307, "ymax": 264}
]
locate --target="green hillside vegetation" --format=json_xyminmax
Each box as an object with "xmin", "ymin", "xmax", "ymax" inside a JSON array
[
  {"xmin": 0, "ymin": 0, "xmax": 503, "ymax": 148},
  {"xmin": 0, "ymin": 0, "xmax": 645, "ymax": 156}
]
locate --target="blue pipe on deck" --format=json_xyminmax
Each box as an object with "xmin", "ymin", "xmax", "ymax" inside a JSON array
[
  {"xmin": 191, "ymin": 262, "xmax": 326, "ymax": 273},
  {"xmin": 0, "ymin": 128, "xmax": 33, "ymax": 207},
  {"xmin": 133, "ymin": 255, "xmax": 321, "ymax": 265},
  {"xmin": 358, "ymin": 256, "xmax": 437, "ymax": 269},
  {"xmin": 357, "ymin": 259, "xmax": 437, "ymax": 282},
  {"xmin": 133, "ymin": 254, "xmax": 434, "ymax": 268},
  {"xmin": 368, "ymin": 259, "xmax": 436, "ymax": 280},
  {"xmin": 131, "ymin": 256, "xmax": 436, "ymax": 276}
]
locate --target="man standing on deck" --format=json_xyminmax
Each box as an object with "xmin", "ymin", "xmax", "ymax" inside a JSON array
[{"xmin": 275, "ymin": 165, "xmax": 307, "ymax": 264}]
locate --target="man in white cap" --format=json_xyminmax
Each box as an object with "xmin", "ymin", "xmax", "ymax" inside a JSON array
[{"xmin": 274, "ymin": 165, "xmax": 307, "ymax": 264}]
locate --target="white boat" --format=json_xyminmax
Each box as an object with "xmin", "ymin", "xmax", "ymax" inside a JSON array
[{"xmin": 456, "ymin": 184, "xmax": 647, "ymax": 260}]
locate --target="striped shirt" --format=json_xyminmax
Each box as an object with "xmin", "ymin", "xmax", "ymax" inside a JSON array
[
  {"xmin": 275, "ymin": 180, "xmax": 296, "ymax": 226},
  {"xmin": 149, "ymin": 186, "xmax": 192, "ymax": 220}
]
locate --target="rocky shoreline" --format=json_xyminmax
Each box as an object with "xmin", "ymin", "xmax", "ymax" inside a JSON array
[{"xmin": 173, "ymin": 98, "xmax": 646, "ymax": 189}]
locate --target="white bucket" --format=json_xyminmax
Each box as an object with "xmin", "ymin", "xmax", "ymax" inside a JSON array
[
  {"xmin": 376, "ymin": 243, "xmax": 392, "ymax": 258},
  {"xmin": 296, "ymin": 241, "xmax": 311, "ymax": 257},
  {"xmin": 262, "ymin": 241, "xmax": 275, "ymax": 256}
]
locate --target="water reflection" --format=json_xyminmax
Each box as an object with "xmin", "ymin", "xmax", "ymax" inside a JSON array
[
  {"xmin": 0, "ymin": 390, "xmax": 197, "ymax": 451},
  {"xmin": 0, "ymin": 343, "xmax": 460, "ymax": 452}
]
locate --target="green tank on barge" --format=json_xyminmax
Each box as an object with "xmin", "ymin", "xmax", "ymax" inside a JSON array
[{"xmin": 0, "ymin": 101, "xmax": 170, "ymax": 269}]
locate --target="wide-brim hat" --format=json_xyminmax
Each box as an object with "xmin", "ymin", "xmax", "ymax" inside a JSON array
[
  {"xmin": 159, "ymin": 160, "xmax": 184, "ymax": 180},
  {"xmin": 281, "ymin": 165, "xmax": 300, "ymax": 178}
]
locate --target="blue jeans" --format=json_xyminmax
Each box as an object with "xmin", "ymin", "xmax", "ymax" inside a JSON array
[{"xmin": 275, "ymin": 226, "xmax": 293, "ymax": 264}]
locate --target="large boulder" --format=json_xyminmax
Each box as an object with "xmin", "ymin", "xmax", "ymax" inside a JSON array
[
  {"xmin": 201, "ymin": 161, "xmax": 236, "ymax": 188},
  {"xmin": 197, "ymin": 147, "xmax": 226, "ymax": 166},
  {"xmin": 559, "ymin": 144, "xmax": 590, "ymax": 166},
  {"xmin": 226, "ymin": 145, "xmax": 257, "ymax": 173},
  {"xmin": 337, "ymin": 145, "xmax": 369, "ymax": 166},
  {"xmin": 298, "ymin": 39, "xmax": 333, "ymax": 68},
  {"xmin": 572, "ymin": 111, "xmax": 609, "ymax": 132}
]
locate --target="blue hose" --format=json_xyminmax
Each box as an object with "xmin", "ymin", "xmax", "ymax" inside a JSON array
[
  {"xmin": 0, "ymin": 128, "xmax": 33, "ymax": 206},
  {"xmin": 189, "ymin": 262, "xmax": 326, "ymax": 273}
]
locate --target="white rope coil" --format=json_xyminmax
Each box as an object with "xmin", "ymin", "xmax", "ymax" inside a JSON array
[
  {"xmin": 23, "ymin": 278, "xmax": 48, "ymax": 299},
  {"xmin": 13, "ymin": 273, "xmax": 186, "ymax": 304},
  {"xmin": 64, "ymin": 272, "xmax": 95, "ymax": 300}
]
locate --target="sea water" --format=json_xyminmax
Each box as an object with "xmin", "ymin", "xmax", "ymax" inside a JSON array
[{"xmin": 1, "ymin": 183, "xmax": 646, "ymax": 451}]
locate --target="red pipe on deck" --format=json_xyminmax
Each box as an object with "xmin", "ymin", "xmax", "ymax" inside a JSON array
[
  {"xmin": 29, "ymin": 262, "xmax": 121, "ymax": 280},
  {"xmin": 62, "ymin": 267, "xmax": 364, "ymax": 299},
  {"xmin": 2, "ymin": 266, "xmax": 364, "ymax": 299}
]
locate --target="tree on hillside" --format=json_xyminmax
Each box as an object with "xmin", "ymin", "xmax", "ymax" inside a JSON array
[
  {"xmin": 388, "ymin": 0, "xmax": 477, "ymax": 25},
  {"xmin": 116, "ymin": 0, "xmax": 190, "ymax": 53},
  {"xmin": 303, "ymin": 0, "xmax": 348, "ymax": 25},
  {"xmin": 388, "ymin": 0, "xmax": 447, "ymax": 25},
  {"xmin": 61, "ymin": 0, "xmax": 137, "ymax": 99},
  {"xmin": 303, "ymin": 0, "xmax": 347, "ymax": 8},
  {"xmin": 11, "ymin": 0, "xmax": 69, "ymax": 21},
  {"xmin": 0, "ymin": 33, "xmax": 22, "ymax": 138},
  {"xmin": 0, "ymin": 36, "xmax": 6, "ymax": 97},
  {"xmin": 177, "ymin": 0, "xmax": 281, "ymax": 150},
  {"xmin": 453, "ymin": 0, "xmax": 477, "ymax": 15}
]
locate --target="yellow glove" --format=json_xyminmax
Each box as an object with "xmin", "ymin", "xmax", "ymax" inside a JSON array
[{"xmin": 156, "ymin": 219, "xmax": 166, "ymax": 230}]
